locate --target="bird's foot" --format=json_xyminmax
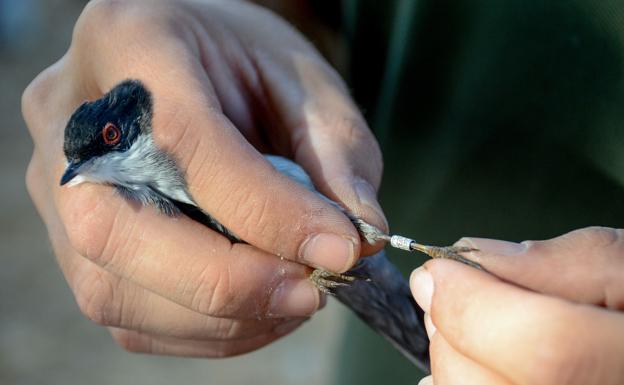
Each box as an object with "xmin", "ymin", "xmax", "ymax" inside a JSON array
[{"xmin": 309, "ymin": 269, "xmax": 361, "ymax": 295}]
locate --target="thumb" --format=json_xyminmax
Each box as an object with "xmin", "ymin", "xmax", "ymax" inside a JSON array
[{"xmin": 455, "ymin": 226, "xmax": 624, "ymax": 308}]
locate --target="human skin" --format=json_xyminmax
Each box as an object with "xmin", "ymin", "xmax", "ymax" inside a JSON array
[
  {"xmin": 22, "ymin": 0, "xmax": 387, "ymax": 357},
  {"xmin": 411, "ymin": 227, "xmax": 624, "ymax": 385}
]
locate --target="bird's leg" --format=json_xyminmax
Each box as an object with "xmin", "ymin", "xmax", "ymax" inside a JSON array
[
  {"xmin": 308, "ymin": 216, "xmax": 485, "ymax": 293},
  {"xmin": 348, "ymin": 215, "xmax": 485, "ymax": 271},
  {"xmin": 408, "ymin": 243, "xmax": 483, "ymax": 270}
]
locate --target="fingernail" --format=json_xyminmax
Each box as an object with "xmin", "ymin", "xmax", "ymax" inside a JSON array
[
  {"xmin": 269, "ymin": 279, "xmax": 319, "ymax": 317},
  {"xmin": 410, "ymin": 267, "xmax": 433, "ymax": 313},
  {"xmin": 455, "ymin": 237, "xmax": 526, "ymax": 256},
  {"xmin": 424, "ymin": 313, "xmax": 437, "ymax": 338},
  {"xmin": 418, "ymin": 375, "xmax": 434, "ymax": 385},
  {"xmin": 354, "ymin": 179, "xmax": 388, "ymax": 231},
  {"xmin": 273, "ymin": 318, "xmax": 305, "ymax": 335},
  {"xmin": 299, "ymin": 233, "xmax": 356, "ymax": 273}
]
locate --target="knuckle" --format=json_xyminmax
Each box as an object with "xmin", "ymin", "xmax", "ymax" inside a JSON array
[
  {"xmin": 73, "ymin": 267, "xmax": 120, "ymax": 326},
  {"xmin": 111, "ymin": 330, "xmax": 150, "ymax": 354},
  {"xmin": 21, "ymin": 68, "xmax": 57, "ymax": 133},
  {"xmin": 520, "ymin": 239, "xmax": 543, "ymax": 254},
  {"xmin": 351, "ymin": 121, "xmax": 381, "ymax": 156},
  {"xmin": 21, "ymin": 79, "xmax": 42, "ymax": 123},
  {"xmin": 211, "ymin": 345, "xmax": 245, "ymax": 359},
  {"xmin": 25, "ymin": 155, "xmax": 50, "ymax": 220},
  {"xmin": 74, "ymin": 0, "xmax": 175, "ymax": 50},
  {"xmin": 60, "ymin": 189, "xmax": 126, "ymax": 267},
  {"xmin": 326, "ymin": 115, "xmax": 383, "ymax": 184},
  {"xmin": 329, "ymin": 114, "xmax": 373, "ymax": 151},
  {"xmin": 191, "ymin": 264, "xmax": 236, "ymax": 316},
  {"xmin": 25, "ymin": 156, "xmax": 41, "ymax": 205},
  {"xmin": 73, "ymin": 0, "xmax": 122, "ymax": 46},
  {"xmin": 574, "ymin": 226, "xmax": 621, "ymax": 248},
  {"xmin": 77, "ymin": 0, "xmax": 139, "ymax": 34},
  {"xmin": 213, "ymin": 318, "xmax": 242, "ymax": 340},
  {"xmin": 157, "ymin": 110, "xmax": 225, "ymax": 189},
  {"xmin": 204, "ymin": 168, "xmax": 285, "ymax": 247},
  {"xmin": 234, "ymin": 191, "xmax": 280, "ymax": 245},
  {"xmin": 531, "ymin": 227, "xmax": 622, "ymax": 256},
  {"xmin": 153, "ymin": 105, "xmax": 203, "ymax": 168},
  {"xmin": 207, "ymin": 338, "xmax": 268, "ymax": 358}
]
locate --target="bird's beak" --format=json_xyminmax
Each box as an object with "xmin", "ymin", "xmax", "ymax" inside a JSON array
[{"xmin": 60, "ymin": 160, "xmax": 83, "ymax": 186}]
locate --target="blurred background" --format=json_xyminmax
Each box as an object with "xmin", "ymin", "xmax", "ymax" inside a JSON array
[{"xmin": 3, "ymin": 0, "xmax": 624, "ymax": 384}]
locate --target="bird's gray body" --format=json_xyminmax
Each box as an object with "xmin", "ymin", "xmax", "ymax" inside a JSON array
[{"xmin": 61, "ymin": 80, "xmax": 430, "ymax": 371}]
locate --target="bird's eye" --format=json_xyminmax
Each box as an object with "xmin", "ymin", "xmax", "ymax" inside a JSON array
[{"xmin": 102, "ymin": 123, "xmax": 121, "ymax": 145}]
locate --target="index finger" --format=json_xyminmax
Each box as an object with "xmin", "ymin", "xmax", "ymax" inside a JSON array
[{"xmin": 455, "ymin": 227, "xmax": 624, "ymax": 308}]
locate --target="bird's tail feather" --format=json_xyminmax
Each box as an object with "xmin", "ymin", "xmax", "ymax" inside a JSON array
[{"xmin": 333, "ymin": 251, "xmax": 430, "ymax": 372}]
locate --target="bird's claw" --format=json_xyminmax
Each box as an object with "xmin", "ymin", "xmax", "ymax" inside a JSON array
[{"xmin": 310, "ymin": 269, "xmax": 362, "ymax": 295}]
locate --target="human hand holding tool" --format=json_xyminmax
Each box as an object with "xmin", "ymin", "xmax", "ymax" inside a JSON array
[{"xmin": 413, "ymin": 228, "xmax": 624, "ymax": 385}]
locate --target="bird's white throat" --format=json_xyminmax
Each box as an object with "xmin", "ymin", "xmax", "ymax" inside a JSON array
[{"xmin": 66, "ymin": 133, "xmax": 195, "ymax": 207}]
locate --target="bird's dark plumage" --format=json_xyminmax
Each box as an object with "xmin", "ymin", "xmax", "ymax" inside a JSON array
[
  {"xmin": 60, "ymin": 80, "xmax": 430, "ymax": 371},
  {"xmin": 334, "ymin": 252, "xmax": 429, "ymax": 371}
]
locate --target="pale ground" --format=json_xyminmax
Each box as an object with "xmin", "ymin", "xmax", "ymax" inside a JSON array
[{"xmin": 0, "ymin": 1, "xmax": 350, "ymax": 384}]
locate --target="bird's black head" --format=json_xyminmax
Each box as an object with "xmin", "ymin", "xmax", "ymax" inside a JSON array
[{"xmin": 61, "ymin": 80, "xmax": 152, "ymax": 185}]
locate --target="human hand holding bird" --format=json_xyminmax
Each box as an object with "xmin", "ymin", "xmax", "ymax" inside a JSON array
[
  {"xmin": 58, "ymin": 79, "xmax": 482, "ymax": 370},
  {"xmin": 22, "ymin": 0, "xmax": 414, "ymax": 360}
]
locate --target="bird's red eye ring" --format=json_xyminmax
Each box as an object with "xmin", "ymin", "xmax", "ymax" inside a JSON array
[{"xmin": 102, "ymin": 123, "xmax": 121, "ymax": 145}]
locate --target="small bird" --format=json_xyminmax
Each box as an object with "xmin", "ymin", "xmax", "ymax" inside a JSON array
[{"xmin": 60, "ymin": 80, "xmax": 478, "ymax": 371}]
